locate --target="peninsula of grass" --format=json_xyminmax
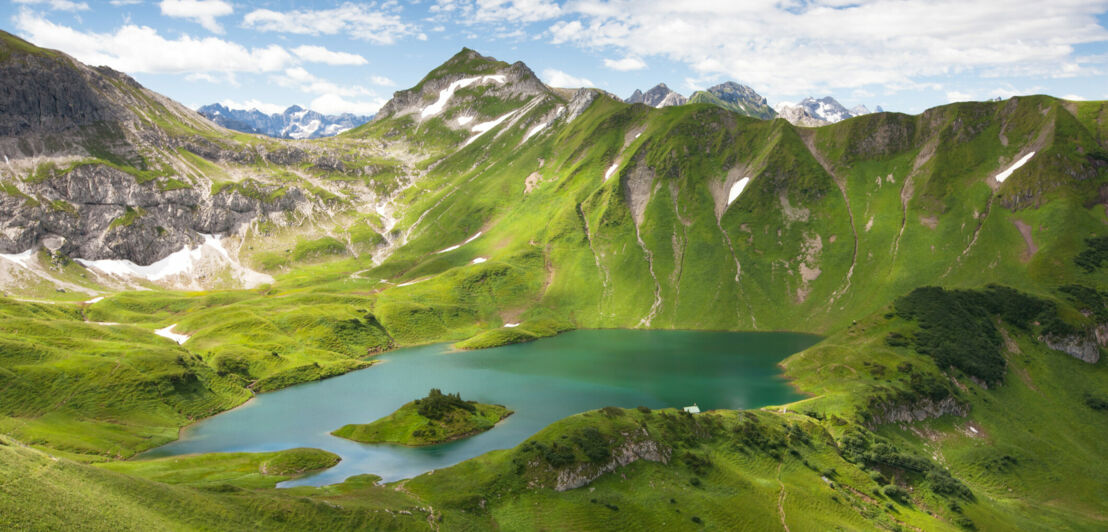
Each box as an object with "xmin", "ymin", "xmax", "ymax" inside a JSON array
[{"xmin": 332, "ymin": 389, "xmax": 512, "ymax": 446}]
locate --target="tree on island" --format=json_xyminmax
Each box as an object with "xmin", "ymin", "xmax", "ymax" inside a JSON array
[{"xmin": 414, "ymin": 388, "xmax": 476, "ymax": 420}]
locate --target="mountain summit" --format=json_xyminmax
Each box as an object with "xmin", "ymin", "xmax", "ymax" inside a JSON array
[
  {"xmin": 688, "ymin": 81, "xmax": 776, "ymax": 119},
  {"xmin": 625, "ymin": 83, "xmax": 687, "ymax": 108},
  {"xmin": 197, "ymin": 104, "xmax": 371, "ymax": 139},
  {"xmin": 775, "ymin": 96, "xmax": 876, "ymax": 125}
]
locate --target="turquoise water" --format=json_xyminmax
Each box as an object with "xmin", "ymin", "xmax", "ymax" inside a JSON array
[{"xmin": 143, "ymin": 329, "xmax": 819, "ymax": 486}]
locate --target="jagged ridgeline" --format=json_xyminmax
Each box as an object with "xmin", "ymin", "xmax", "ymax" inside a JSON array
[{"xmin": 1, "ymin": 30, "xmax": 1108, "ymax": 532}]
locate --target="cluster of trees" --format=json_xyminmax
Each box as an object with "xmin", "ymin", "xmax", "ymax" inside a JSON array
[
  {"xmin": 892, "ymin": 285, "xmax": 1075, "ymax": 385},
  {"xmin": 414, "ymin": 388, "xmax": 476, "ymax": 420}
]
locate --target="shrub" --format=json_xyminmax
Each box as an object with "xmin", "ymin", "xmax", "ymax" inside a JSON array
[
  {"xmin": 882, "ymin": 485, "xmax": 909, "ymax": 504},
  {"xmin": 574, "ymin": 427, "xmax": 610, "ymax": 463},
  {"xmin": 1085, "ymin": 395, "xmax": 1108, "ymax": 411},
  {"xmin": 1074, "ymin": 236, "xmax": 1108, "ymax": 272}
]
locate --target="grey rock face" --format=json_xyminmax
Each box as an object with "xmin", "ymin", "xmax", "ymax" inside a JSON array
[
  {"xmin": 625, "ymin": 89, "xmax": 644, "ymax": 104},
  {"xmin": 1044, "ymin": 332, "xmax": 1102, "ymax": 363},
  {"xmin": 0, "ymin": 56, "xmax": 130, "ymax": 137},
  {"xmin": 867, "ymin": 396, "xmax": 969, "ymax": 427},
  {"xmin": 553, "ymin": 430, "xmax": 671, "ymax": 491},
  {"xmin": 0, "ymin": 164, "xmax": 304, "ymax": 265}
]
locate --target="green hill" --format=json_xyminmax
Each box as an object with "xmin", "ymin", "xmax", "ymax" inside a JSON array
[{"xmin": 333, "ymin": 389, "xmax": 512, "ymax": 446}]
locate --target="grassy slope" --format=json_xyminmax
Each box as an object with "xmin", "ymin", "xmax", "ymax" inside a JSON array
[
  {"xmin": 0, "ymin": 435, "xmax": 429, "ymax": 531},
  {"xmin": 333, "ymin": 400, "xmax": 512, "ymax": 446},
  {"xmin": 96, "ymin": 447, "xmax": 340, "ymax": 489}
]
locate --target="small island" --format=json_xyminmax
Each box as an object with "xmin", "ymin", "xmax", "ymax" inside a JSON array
[{"xmin": 332, "ymin": 389, "xmax": 512, "ymax": 446}]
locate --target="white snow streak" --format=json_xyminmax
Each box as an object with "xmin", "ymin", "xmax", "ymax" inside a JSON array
[
  {"xmin": 76, "ymin": 234, "xmax": 272, "ymax": 288},
  {"xmin": 154, "ymin": 324, "xmax": 189, "ymax": 345},
  {"xmin": 421, "ymin": 75, "xmax": 506, "ymax": 119},
  {"xmin": 84, "ymin": 296, "xmax": 104, "ymax": 304},
  {"xmin": 0, "ymin": 249, "xmax": 35, "ymax": 269},
  {"xmin": 727, "ymin": 177, "xmax": 751, "ymax": 205},
  {"xmin": 472, "ymin": 257, "xmax": 487, "ymax": 264},
  {"xmin": 523, "ymin": 121, "xmax": 548, "ymax": 142},
  {"xmin": 604, "ymin": 162, "xmax": 620, "ymax": 181},
  {"xmin": 504, "ymin": 322, "xmax": 520, "ymax": 328},
  {"xmin": 436, "ymin": 231, "xmax": 483, "ymax": 254},
  {"xmin": 994, "ymin": 152, "xmax": 1035, "ymax": 183},
  {"xmin": 457, "ymin": 115, "xmax": 474, "ymax": 125}
]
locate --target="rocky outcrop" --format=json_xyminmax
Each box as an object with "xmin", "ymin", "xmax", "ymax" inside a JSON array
[
  {"xmin": 866, "ymin": 396, "xmax": 969, "ymax": 427},
  {"xmin": 554, "ymin": 432, "xmax": 671, "ymax": 491},
  {"xmin": 1044, "ymin": 331, "xmax": 1103, "ymax": 363},
  {"xmin": 0, "ymin": 163, "xmax": 306, "ymax": 264}
]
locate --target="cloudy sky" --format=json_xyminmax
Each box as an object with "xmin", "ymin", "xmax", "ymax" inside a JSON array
[{"xmin": 4, "ymin": 0, "xmax": 1108, "ymax": 116}]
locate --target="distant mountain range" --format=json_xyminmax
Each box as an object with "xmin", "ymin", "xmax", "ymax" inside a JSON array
[
  {"xmin": 624, "ymin": 83, "xmax": 879, "ymax": 125},
  {"xmin": 196, "ymin": 104, "xmax": 372, "ymax": 139}
]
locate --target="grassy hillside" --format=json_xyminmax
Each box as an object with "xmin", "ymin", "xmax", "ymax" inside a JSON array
[{"xmin": 0, "ymin": 39, "xmax": 1106, "ymax": 530}]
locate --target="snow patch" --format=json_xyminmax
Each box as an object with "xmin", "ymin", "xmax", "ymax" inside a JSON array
[
  {"xmin": 464, "ymin": 111, "xmax": 519, "ymax": 146},
  {"xmin": 523, "ymin": 121, "xmax": 548, "ymax": 142},
  {"xmin": 994, "ymin": 152, "xmax": 1035, "ymax": 183},
  {"xmin": 726, "ymin": 177, "xmax": 751, "ymax": 205},
  {"xmin": 397, "ymin": 278, "xmax": 426, "ymax": 287},
  {"xmin": 0, "ymin": 249, "xmax": 35, "ymax": 269},
  {"xmin": 84, "ymin": 296, "xmax": 104, "ymax": 305},
  {"xmin": 472, "ymin": 257, "xmax": 487, "ymax": 264},
  {"xmin": 604, "ymin": 162, "xmax": 620, "ymax": 181},
  {"xmin": 457, "ymin": 115, "xmax": 474, "ymax": 125},
  {"xmin": 76, "ymin": 234, "xmax": 272, "ymax": 288},
  {"xmin": 421, "ymin": 75, "xmax": 506, "ymax": 119},
  {"xmin": 436, "ymin": 231, "xmax": 483, "ymax": 254},
  {"xmin": 504, "ymin": 322, "xmax": 520, "ymax": 328},
  {"xmin": 154, "ymin": 324, "xmax": 189, "ymax": 345}
]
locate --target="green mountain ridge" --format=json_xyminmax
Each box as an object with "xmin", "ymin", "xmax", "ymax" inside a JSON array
[{"xmin": 0, "ymin": 33, "xmax": 1106, "ymax": 530}]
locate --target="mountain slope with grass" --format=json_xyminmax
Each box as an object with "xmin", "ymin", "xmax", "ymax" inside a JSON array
[{"xmin": 0, "ymin": 35, "xmax": 1106, "ymax": 530}]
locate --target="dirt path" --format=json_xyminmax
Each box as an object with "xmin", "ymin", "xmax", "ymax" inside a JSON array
[{"xmin": 776, "ymin": 461, "xmax": 791, "ymax": 532}]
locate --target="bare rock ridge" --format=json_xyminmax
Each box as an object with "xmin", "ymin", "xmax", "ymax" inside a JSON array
[{"xmin": 625, "ymin": 83, "xmax": 687, "ymax": 108}]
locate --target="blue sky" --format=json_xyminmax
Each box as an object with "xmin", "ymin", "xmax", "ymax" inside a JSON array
[{"xmin": 4, "ymin": 0, "xmax": 1108, "ymax": 116}]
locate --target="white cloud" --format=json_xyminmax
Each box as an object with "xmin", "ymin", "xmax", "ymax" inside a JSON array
[
  {"xmin": 1062, "ymin": 94, "xmax": 1088, "ymax": 101},
  {"xmin": 13, "ymin": 11, "xmax": 371, "ymax": 76},
  {"xmin": 291, "ymin": 45, "xmax": 368, "ymax": 66},
  {"xmin": 603, "ymin": 56, "xmax": 646, "ymax": 71},
  {"xmin": 218, "ymin": 99, "xmax": 288, "ymax": 115},
  {"xmin": 242, "ymin": 3, "xmax": 419, "ymax": 45},
  {"xmin": 536, "ymin": 0, "xmax": 1108, "ymax": 96},
  {"xmin": 309, "ymin": 93, "xmax": 386, "ymax": 116},
  {"xmin": 370, "ymin": 75, "xmax": 396, "ymax": 86},
  {"xmin": 946, "ymin": 90, "xmax": 976, "ymax": 102},
  {"xmin": 13, "ymin": 0, "xmax": 88, "ymax": 11},
  {"xmin": 14, "ymin": 10, "xmax": 295, "ymax": 74},
  {"xmin": 159, "ymin": 0, "xmax": 232, "ymax": 34},
  {"xmin": 110, "ymin": 0, "xmax": 143, "ymax": 5},
  {"xmin": 432, "ymin": 0, "xmax": 561, "ymax": 23},
  {"xmin": 273, "ymin": 67, "xmax": 371, "ymax": 98},
  {"xmin": 541, "ymin": 68, "xmax": 594, "ymax": 87}
]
